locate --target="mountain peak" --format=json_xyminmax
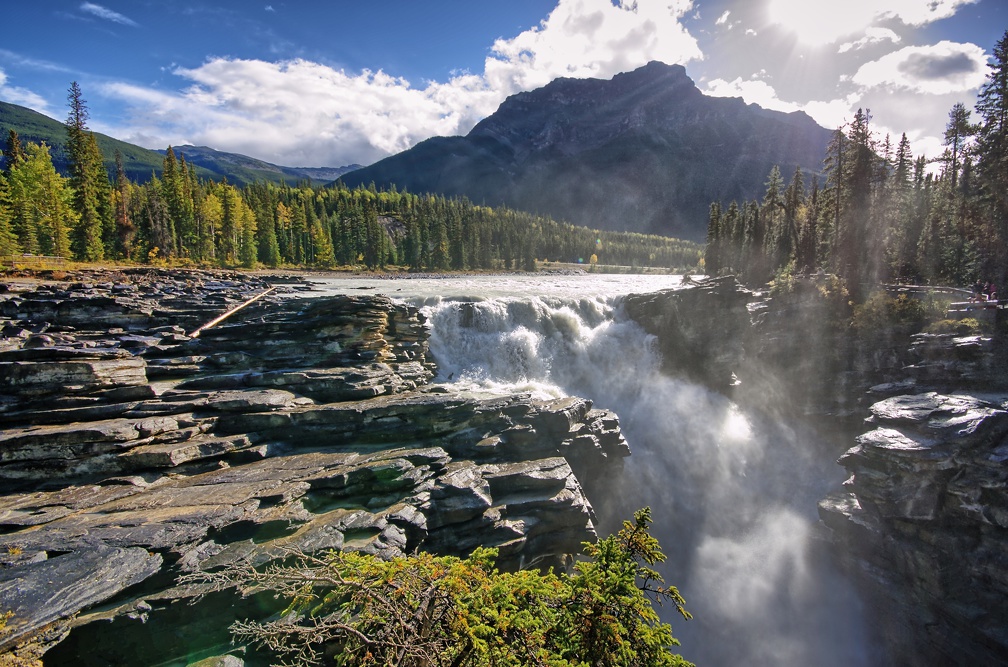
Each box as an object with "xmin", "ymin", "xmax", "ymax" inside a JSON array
[{"xmin": 340, "ymin": 63, "xmax": 833, "ymax": 241}]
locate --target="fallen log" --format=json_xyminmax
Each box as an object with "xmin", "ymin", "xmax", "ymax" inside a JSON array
[{"xmin": 188, "ymin": 286, "xmax": 276, "ymax": 338}]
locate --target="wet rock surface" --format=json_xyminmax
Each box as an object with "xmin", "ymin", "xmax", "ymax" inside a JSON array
[
  {"xmin": 626, "ymin": 276, "xmax": 1008, "ymax": 665},
  {"xmin": 818, "ymin": 391, "xmax": 1008, "ymax": 665},
  {"xmin": 0, "ymin": 268, "xmax": 628, "ymax": 665},
  {"xmin": 623, "ymin": 275, "xmax": 753, "ymax": 390}
]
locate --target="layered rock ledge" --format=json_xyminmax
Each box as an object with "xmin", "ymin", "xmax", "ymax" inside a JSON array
[
  {"xmin": 0, "ymin": 269, "xmax": 628, "ymax": 665},
  {"xmin": 818, "ymin": 391, "xmax": 1008, "ymax": 665},
  {"xmin": 624, "ymin": 276, "xmax": 1008, "ymax": 664}
]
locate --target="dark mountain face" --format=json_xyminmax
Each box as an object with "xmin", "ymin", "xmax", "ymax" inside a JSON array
[{"xmin": 340, "ymin": 62, "xmax": 834, "ymax": 241}]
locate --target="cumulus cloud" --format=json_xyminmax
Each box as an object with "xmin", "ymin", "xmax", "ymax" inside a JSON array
[
  {"xmin": 716, "ymin": 10, "xmax": 731, "ymax": 26},
  {"xmin": 852, "ymin": 40, "xmax": 988, "ymax": 95},
  {"xmin": 838, "ymin": 27, "xmax": 901, "ymax": 53},
  {"xmin": 483, "ymin": 0, "xmax": 701, "ymax": 94},
  {"xmin": 79, "ymin": 2, "xmax": 137, "ymax": 26},
  {"xmin": 767, "ymin": 0, "xmax": 977, "ymax": 45},
  {"xmin": 704, "ymin": 76, "xmax": 801, "ymax": 113},
  {"xmin": 703, "ymin": 73, "xmax": 867, "ymax": 134},
  {"xmin": 101, "ymin": 0, "xmax": 702, "ymax": 167},
  {"xmin": 0, "ymin": 68, "xmax": 51, "ymax": 112}
]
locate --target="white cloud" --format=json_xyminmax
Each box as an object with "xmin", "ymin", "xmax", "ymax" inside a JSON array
[
  {"xmin": 852, "ymin": 40, "xmax": 988, "ymax": 95},
  {"xmin": 716, "ymin": 10, "xmax": 730, "ymax": 26},
  {"xmin": 767, "ymin": 0, "xmax": 977, "ymax": 45},
  {"xmin": 483, "ymin": 0, "xmax": 701, "ymax": 94},
  {"xmin": 79, "ymin": 2, "xmax": 137, "ymax": 26},
  {"xmin": 704, "ymin": 76, "xmax": 801, "ymax": 113},
  {"xmin": 0, "ymin": 68, "xmax": 51, "ymax": 113},
  {"xmin": 838, "ymin": 27, "xmax": 901, "ymax": 53},
  {"xmin": 99, "ymin": 0, "xmax": 703, "ymax": 167},
  {"xmin": 801, "ymin": 96, "xmax": 863, "ymax": 131}
]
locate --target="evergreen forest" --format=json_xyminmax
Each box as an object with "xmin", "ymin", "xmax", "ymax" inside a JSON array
[
  {"xmin": 705, "ymin": 30, "xmax": 1008, "ymax": 298},
  {"xmin": 0, "ymin": 86, "xmax": 701, "ymax": 274}
]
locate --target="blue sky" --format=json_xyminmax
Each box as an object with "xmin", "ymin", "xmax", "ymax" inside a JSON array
[{"xmin": 1, "ymin": 1, "xmax": 1005, "ymax": 168}]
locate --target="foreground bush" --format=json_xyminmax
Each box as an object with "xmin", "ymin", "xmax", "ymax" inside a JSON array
[{"xmin": 191, "ymin": 507, "xmax": 693, "ymax": 667}]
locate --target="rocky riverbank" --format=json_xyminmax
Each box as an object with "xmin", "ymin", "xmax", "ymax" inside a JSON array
[{"xmin": 0, "ymin": 268, "xmax": 628, "ymax": 666}]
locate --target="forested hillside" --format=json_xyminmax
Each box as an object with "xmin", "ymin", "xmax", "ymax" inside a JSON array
[
  {"xmin": 0, "ymin": 88, "xmax": 701, "ymax": 272},
  {"xmin": 0, "ymin": 101, "xmax": 354, "ymax": 187},
  {"xmin": 704, "ymin": 30, "xmax": 1008, "ymax": 297}
]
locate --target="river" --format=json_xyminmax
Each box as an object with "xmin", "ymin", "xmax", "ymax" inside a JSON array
[{"xmin": 313, "ymin": 273, "xmax": 875, "ymax": 666}]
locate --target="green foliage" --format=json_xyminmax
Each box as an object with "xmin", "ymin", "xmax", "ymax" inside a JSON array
[
  {"xmin": 194, "ymin": 508, "xmax": 692, "ymax": 667},
  {"xmin": 924, "ymin": 317, "xmax": 987, "ymax": 335},
  {"xmin": 6, "ymin": 142, "xmax": 75, "ymax": 257},
  {"xmin": 851, "ymin": 292, "xmax": 928, "ymax": 335}
]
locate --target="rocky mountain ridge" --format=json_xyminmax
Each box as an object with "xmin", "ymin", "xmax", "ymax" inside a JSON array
[{"xmin": 340, "ymin": 62, "xmax": 834, "ymax": 240}]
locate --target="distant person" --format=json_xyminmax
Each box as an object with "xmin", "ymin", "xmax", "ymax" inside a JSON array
[
  {"xmin": 972, "ymin": 279, "xmax": 984, "ymax": 302},
  {"xmin": 988, "ymin": 282, "xmax": 997, "ymax": 302}
]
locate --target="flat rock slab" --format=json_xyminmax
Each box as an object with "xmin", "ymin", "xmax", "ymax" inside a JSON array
[{"xmin": 0, "ymin": 546, "xmax": 162, "ymax": 652}]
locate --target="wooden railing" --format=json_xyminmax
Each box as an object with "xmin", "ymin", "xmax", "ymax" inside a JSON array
[{"xmin": 2, "ymin": 254, "xmax": 67, "ymax": 269}]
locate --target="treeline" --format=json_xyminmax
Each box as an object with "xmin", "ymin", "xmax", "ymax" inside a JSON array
[
  {"xmin": 705, "ymin": 30, "xmax": 1008, "ymax": 298},
  {"xmin": 0, "ymin": 85, "xmax": 700, "ymax": 272}
]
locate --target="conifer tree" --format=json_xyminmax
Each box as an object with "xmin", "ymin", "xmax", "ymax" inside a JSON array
[
  {"xmin": 7, "ymin": 143, "xmax": 75, "ymax": 258},
  {"xmin": 975, "ymin": 29, "xmax": 1008, "ymax": 280},
  {"xmin": 4, "ymin": 130, "xmax": 26, "ymax": 173},
  {"xmin": 112, "ymin": 150, "xmax": 135, "ymax": 258},
  {"xmin": 704, "ymin": 201, "xmax": 723, "ymax": 275},
  {"xmin": 0, "ymin": 172, "xmax": 19, "ymax": 257},
  {"xmin": 65, "ymin": 82, "xmax": 110, "ymax": 260}
]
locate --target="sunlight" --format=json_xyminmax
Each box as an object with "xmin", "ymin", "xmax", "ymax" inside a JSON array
[
  {"xmin": 766, "ymin": 0, "xmax": 873, "ymax": 46},
  {"xmin": 722, "ymin": 406, "xmax": 753, "ymax": 441}
]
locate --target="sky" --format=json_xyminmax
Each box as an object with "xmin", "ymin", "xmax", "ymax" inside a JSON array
[{"xmin": 1, "ymin": 1, "xmax": 1005, "ymax": 169}]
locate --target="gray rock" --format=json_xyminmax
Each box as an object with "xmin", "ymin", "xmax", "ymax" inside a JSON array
[{"xmin": 0, "ymin": 546, "xmax": 162, "ymax": 652}]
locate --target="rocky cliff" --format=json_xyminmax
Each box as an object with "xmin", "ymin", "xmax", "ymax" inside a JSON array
[
  {"xmin": 0, "ymin": 269, "xmax": 629, "ymax": 665},
  {"xmin": 623, "ymin": 276, "xmax": 1008, "ymax": 664}
]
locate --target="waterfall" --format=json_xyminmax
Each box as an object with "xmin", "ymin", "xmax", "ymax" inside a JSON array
[{"xmin": 418, "ymin": 291, "xmax": 874, "ymax": 667}]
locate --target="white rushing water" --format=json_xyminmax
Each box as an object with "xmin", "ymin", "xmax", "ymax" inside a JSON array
[{"xmin": 314, "ymin": 274, "xmax": 874, "ymax": 666}]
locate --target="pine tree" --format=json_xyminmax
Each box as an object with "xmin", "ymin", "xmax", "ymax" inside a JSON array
[
  {"xmin": 974, "ymin": 29, "xmax": 1008, "ymax": 281},
  {"xmin": 112, "ymin": 150, "xmax": 135, "ymax": 258},
  {"xmin": 780, "ymin": 166, "xmax": 805, "ymax": 269},
  {"xmin": 4, "ymin": 130, "xmax": 26, "ymax": 173},
  {"xmin": 942, "ymin": 103, "xmax": 976, "ymax": 190},
  {"xmin": 0, "ymin": 172, "xmax": 19, "ymax": 257},
  {"xmin": 258, "ymin": 206, "xmax": 282, "ymax": 268},
  {"xmin": 8, "ymin": 143, "xmax": 75, "ymax": 258},
  {"xmin": 65, "ymin": 82, "xmax": 109, "ymax": 261},
  {"xmin": 704, "ymin": 201, "xmax": 723, "ymax": 275}
]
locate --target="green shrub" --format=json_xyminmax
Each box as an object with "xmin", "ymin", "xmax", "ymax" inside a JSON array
[
  {"xmin": 925, "ymin": 317, "xmax": 986, "ymax": 335},
  {"xmin": 188, "ymin": 508, "xmax": 693, "ymax": 667},
  {"xmin": 852, "ymin": 291, "xmax": 927, "ymax": 335}
]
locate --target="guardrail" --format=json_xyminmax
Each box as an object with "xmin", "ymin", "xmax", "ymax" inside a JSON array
[
  {"xmin": 882, "ymin": 283, "xmax": 973, "ymax": 298},
  {"xmin": 2, "ymin": 254, "xmax": 67, "ymax": 269}
]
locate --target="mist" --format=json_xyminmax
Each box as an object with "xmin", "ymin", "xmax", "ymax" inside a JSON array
[{"xmin": 417, "ymin": 287, "xmax": 875, "ymax": 666}]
